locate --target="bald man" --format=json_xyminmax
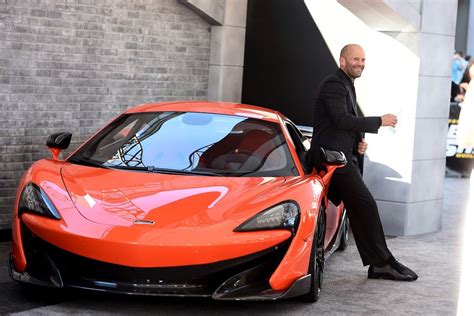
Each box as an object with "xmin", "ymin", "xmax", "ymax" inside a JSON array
[{"xmin": 308, "ymin": 44, "xmax": 418, "ymax": 281}]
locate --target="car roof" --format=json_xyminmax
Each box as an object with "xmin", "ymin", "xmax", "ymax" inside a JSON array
[{"xmin": 126, "ymin": 101, "xmax": 284, "ymax": 123}]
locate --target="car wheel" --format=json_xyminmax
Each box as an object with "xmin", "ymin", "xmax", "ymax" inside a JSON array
[
  {"xmin": 337, "ymin": 212, "xmax": 349, "ymax": 251},
  {"xmin": 300, "ymin": 207, "xmax": 326, "ymax": 303}
]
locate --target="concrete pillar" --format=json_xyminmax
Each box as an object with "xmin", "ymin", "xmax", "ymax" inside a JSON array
[
  {"xmin": 467, "ymin": 0, "xmax": 474, "ymax": 56},
  {"xmin": 455, "ymin": 0, "xmax": 469, "ymax": 53},
  {"xmin": 305, "ymin": 0, "xmax": 457, "ymax": 236},
  {"xmin": 179, "ymin": 0, "xmax": 248, "ymax": 102}
]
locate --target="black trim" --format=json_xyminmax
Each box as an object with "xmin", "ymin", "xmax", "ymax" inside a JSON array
[
  {"xmin": 213, "ymin": 268, "xmax": 311, "ymax": 300},
  {"xmin": 19, "ymin": 183, "xmax": 61, "ymax": 220},
  {"xmin": 16, "ymin": 224, "xmax": 292, "ymax": 297}
]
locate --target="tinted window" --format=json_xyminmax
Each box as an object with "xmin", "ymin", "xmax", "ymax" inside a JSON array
[{"xmin": 70, "ymin": 112, "xmax": 298, "ymax": 177}]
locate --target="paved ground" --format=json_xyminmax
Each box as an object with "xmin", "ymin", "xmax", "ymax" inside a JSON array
[{"xmin": 0, "ymin": 176, "xmax": 470, "ymax": 315}]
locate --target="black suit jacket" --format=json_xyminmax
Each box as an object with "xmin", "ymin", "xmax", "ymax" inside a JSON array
[{"xmin": 309, "ymin": 69, "xmax": 381, "ymax": 175}]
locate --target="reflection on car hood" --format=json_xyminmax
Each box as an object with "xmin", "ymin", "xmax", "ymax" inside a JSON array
[{"xmin": 61, "ymin": 164, "xmax": 286, "ymax": 227}]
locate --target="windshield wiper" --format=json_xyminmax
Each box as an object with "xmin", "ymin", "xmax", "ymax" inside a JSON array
[
  {"xmin": 104, "ymin": 165, "xmax": 225, "ymax": 176},
  {"xmin": 105, "ymin": 165, "xmax": 149, "ymax": 171},
  {"xmin": 149, "ymin": 167, "xmax": 225, "ymax": 177},
  {"xmin": 67, "ymin": 158, "xmax": 111, "ymax": 169}
]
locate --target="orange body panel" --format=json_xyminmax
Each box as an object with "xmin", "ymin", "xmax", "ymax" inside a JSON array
[
  {"xmin": 14, "ymin": 161, "xmax": 298, "ymax": 268},
  {"xmin": 11, "ymin": 101, "xmax": 344, "ymax": 295},
  {"xmin": 127, "ymin": 101, "xmax": 282, "ymax": 123}
]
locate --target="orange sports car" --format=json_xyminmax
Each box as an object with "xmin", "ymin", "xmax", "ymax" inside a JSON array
[{"xmin": 9, "ymin": 101, "xmax": 348, "ymax": 302}]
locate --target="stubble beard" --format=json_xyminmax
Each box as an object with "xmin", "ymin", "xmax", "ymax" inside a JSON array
[
  {"xmin": 341, "ymin": 64, "xmax": 364, "ymax": 80},
  {"xmin": 351, "ymin": 66, "xmax": 363, "ymax": 79},
  {"xmin": 345, "ymin": 66, "xmax": 364, "ymax": 80}
]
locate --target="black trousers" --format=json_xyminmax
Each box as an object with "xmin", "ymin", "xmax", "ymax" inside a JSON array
[{"xmin": 329, "ymin": 163, "xmax": 392, "ymax": 266}]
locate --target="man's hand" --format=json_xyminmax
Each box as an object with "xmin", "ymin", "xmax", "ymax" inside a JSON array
[
  {"xmin": 358, "ymin": 138, "xmax": 368, "ymax": 155},
  {"xmin": 381, "ymin": 114, "xmax": 397, "ymax": 127}
]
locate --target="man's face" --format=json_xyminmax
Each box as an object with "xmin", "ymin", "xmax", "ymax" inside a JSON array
[{"xmin": 340, "ymin": 46, "xmax": 366, "ymax": 80}]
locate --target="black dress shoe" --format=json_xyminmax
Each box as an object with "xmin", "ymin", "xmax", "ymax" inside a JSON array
[{"xmin": 368, "ymin": 260, "xmax": 418, "ymax": 281}]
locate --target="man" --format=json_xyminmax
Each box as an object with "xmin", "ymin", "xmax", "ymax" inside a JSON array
[{"xmin": 309, "ymin": 44, "xmax": 418, "ymax": 281}]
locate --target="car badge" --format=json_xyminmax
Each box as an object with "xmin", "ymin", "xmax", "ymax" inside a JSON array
[{"xmin": 134, "ymin": 219, "xmax": 155, "ymax": 225}]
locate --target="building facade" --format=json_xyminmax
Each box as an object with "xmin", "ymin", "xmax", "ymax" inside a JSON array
[
  {"xmin": 0, "ymin": 0, "xmax": 213, "ymax": 229},
  {"xmin": 0, "ymin": 0, "xmax": 459, "ymax": 237}
]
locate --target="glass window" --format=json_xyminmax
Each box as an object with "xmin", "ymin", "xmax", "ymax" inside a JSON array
[
  {"xmin": 286, "ymin": 121, "xmax": 312, "ymax": 174},
  {"xmin": 69, "ymin": 112, "xmax": 298, "ymax": 177},
  {"xmin": 285, "ymin": 122, "xmax": 305, "ymax": 152}
]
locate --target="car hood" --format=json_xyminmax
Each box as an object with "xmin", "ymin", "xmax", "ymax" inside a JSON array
[{"xmin": 61, "ymin": 164, "xmax": 286, "ymax": 227}]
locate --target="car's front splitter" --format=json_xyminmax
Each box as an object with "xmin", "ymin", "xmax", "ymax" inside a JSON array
[
  {"xmin": 212, "ymin": 263, "xmax": 311, "ymax": 300},
  {"xmin": 9, "ymin": 224, "xmax": 310, "ymax": 300},
  {"xmin": 8, "ymin": 253, "xmax": 311, "ymax": 300}
]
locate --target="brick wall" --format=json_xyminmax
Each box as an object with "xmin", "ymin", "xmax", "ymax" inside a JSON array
[{"xmin": 0, "ymin": 0, "xmax": 211, "ymax": 229}]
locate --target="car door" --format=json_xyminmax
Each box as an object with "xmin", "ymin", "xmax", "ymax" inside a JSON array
[{"xmin": 285, "ymin": 121, "xmax": 340, "ymax": 248}]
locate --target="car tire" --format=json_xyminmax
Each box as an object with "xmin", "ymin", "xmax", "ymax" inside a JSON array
[
  {"xmin": 300, "ymin": 207, "xmax": 326, "ymax": 303},
  {"xmin": 337, "ymin": 212, "xmax": 349, "ymax": 251}
]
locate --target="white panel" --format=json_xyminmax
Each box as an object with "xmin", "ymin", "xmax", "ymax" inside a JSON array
[
  {"xmin": 413, "ymin": 118, "xmax": 449, "ymax": 160},
  {"xmin": 410, "ymin": 159, "xmax": 446, "ymax": 202},
  {"xmin": 416, "ymin": 76, "xmax": 451, "ymax": 119},
  {"xmin": 337, "ymin": 0, "xmax": 418, "ymax": 31},
  {"xmin": 376, "ymin": 200, "xmax": 408, "ymax": 236},
  {"xmin": 419, "ymin": 33, "xmax": 454, "ymax": 77},
  {"xmin": 380, "ymin": 31, "xmax": 420, "ymax": 55},
  {"xmin": 385, "ymin": 0, "xmax": 421, "ymax": 30},
  {"xmin": 406, "ymin": 199, "xmax": 443, "ymax": 235},
  {"xmin": 421, "ymin": 0, "xmax": 457, "ymax": 36},
  {"xmin": 377, "ymin": 198, "xmax": 443, "ymax": 236},
  {"xmin": 407, "ymin": 0, "xmax": 422, "ymax": 13}
]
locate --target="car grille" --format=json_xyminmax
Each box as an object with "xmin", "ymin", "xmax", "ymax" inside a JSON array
[{"xmin": 21, "ymin": 224, "xmax": 291, "ymax": 296}]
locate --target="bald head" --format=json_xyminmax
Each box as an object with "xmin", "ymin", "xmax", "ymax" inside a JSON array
[
  {"xmin": 339, "ymin": 44, "xmax": 366, "ymax": 80},
  {"xmin": 340, "ymin": 44, "xmax": 363, "ymax": 58}
]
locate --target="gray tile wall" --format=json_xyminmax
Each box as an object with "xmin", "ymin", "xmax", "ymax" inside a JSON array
[{"xmin": 0, "ymin": 0, "xmax": 211, "ymax": 229}]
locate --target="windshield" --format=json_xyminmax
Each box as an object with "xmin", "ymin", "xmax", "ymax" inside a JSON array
[{"xmin": 69, "ymin": 112, "xmax": 298, "ymax": 177}]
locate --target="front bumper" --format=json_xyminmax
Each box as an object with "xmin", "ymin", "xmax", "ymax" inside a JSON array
[{"xmin": 9, "ymin": 225, "xmax": 310, "ymax": 300}]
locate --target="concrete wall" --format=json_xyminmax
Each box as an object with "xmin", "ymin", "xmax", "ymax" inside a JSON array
[
  {"xmin": 306, "ymin": 0, "xmax": 456, "ymax": 236},
  {"xmin": 0, "ymin": 0, "xmax": 212, "ymax": 229},
  {"xmin": 468, "ymin": 0, "xmax": 474, "ymax": 56},
  {"xmin": 455, "ymin": 0, "xmax": 470, "ymax": 53},
  {"xmin": 376, "ymin": 0, "xmax": 456, "ymax": 236},
  {"xmin": 180, "ymin": 0, "xmax": 248, "ymax": 101}
]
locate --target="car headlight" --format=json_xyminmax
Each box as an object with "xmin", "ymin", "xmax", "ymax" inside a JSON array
[
  {"xmin": 234, "ymin": 201, "xmax": 300, "ymax": 234},
  {"xmin": 18, "ymin": 183, "xmax": 61, "ymax": 220}
]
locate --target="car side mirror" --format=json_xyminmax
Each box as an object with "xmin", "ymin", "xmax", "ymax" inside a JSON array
[
  {"xmin": 46, "ymin": 132, "xmax": 72, "ymax": 160},
  {"xmin": 320, "ymin": 148, "xmax": 347, "ymax": 165}
]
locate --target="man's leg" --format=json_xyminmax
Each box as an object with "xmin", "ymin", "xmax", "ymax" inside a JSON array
[
  {"xmin": 330, "ymin": 165, "xmax": 392, "ymax": 266},
  {"xmin": 329, "ymin": 165, "xmax": 418, "ymax": 281}
]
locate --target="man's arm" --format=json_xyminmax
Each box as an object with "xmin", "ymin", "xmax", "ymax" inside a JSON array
[{"xmin": 321, "ymin": 80, "xmax": 381, "ymax": 133}]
